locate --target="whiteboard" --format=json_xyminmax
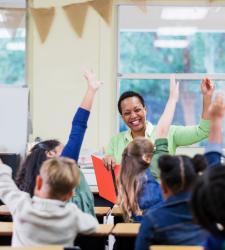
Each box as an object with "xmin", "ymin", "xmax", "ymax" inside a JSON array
[{"xmin": 0, "ymin": 86, "xmax": 28, "ymax": 155}]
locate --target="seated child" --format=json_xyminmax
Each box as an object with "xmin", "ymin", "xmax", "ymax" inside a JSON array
[
  {"xmin": 0, "ymin": 157, "xmax": 98, "ymax": 246},
  {"xmin": 16, "ymin": 70, "xmax": 101, "ymax": 216},
  {"xmin": 135, "ymin": 153, "xmax": 208, "ymax": 250},
  {"xmin": 118, "ymin": 75, "xmax": 179, "ymax": 222},
  {"xmin": 191, "ymin": 93, "xmax": 225, "ymax": 250}
]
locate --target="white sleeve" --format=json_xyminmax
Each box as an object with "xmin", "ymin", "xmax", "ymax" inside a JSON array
[
  {"xmin": 0, "ymin": 163, "xmax": 30, "ymax": 214},
  {"xmin": 75, "ymin": 206, "xmax": 99, "ymax": 234}
]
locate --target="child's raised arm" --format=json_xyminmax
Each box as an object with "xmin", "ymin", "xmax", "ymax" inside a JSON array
[
  {"xmin": 208, "ymin": 93, "xmax": 225, "ymax": 145},
  {"xmin": 204, "ymin": 93, "xmax": 225, "ymax": 167},
  {"xmin": 155, "ymin": 75, "xmax": 179, "ymax": 139},
  {"xmin": 150, "ymin": 76, "xmax": 179, "ymax": 179},
  {"xmin": 61, "ymin": 70, "xmax": 102, "ymax": 161},
  {"xmin": 80, "ymin": 70, "xmax": 102, "ymax": 111}
]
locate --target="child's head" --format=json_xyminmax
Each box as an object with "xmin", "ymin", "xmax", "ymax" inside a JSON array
[
  {"xmin": 191, "ymin": 165, "xmax": 225, "ymax": 237},
  {"xmin": 158, "ymin": 154, "xmax": 207, "ymax": 198},
  {"xmin": 16, "ymin": 139, "xmax": 63, "ymax": 196},
  {"xmin": 118, "ymin": 137, "xmax": 154, "ymax": 221},
  {"xmin": 34, "ymin": 157, "xmax": 80, "ymax": 201}
]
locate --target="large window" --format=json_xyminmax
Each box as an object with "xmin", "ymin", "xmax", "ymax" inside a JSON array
[
  {"xmin": 118, "ymin": 4, "xmax": 225, "ymax": 142},
  {"xmin": 0, "ymin": 1, "xmax": 26, "ymax": 85}
]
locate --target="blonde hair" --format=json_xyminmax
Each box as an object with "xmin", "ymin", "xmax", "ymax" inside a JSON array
[
  {"xmin": 40, "ymin": 157, "xmax": 80, "ymax": 199},
  {"xmin": 118, "ymin": 137, "xmax": 154, "ymax": 222}
]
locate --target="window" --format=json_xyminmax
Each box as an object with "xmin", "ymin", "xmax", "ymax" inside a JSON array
[
  {"xmin": 117, "ymin": 4, "xmax": 225, "ymax": 142},
  {"xmin": 0, "ymin": 1, "xmax": 26, "ymax": 85}
]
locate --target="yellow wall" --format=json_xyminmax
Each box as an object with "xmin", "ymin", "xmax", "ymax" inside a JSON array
[{"xmin": 29, "ymin": 0, "xmax": 117, "ymax": 152}]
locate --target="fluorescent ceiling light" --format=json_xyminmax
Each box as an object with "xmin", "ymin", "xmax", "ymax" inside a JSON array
[
  {"xmin": 6, "ymin": 42, "xmax": 25, "ymax": 51},
  {"xmin": 161, "ymin": 7, "xmax": 208, "ymax": 20},
  {"xmin": 157, "ymin": 27, "xmax": 197, "ymax": 36},
  {"xmin": 154, "ymin": 39, "xmax": 189, "ymax": 49}
]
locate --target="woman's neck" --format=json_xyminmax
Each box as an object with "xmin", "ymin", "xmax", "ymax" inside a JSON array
[{"xmin": 131, "ymin": 129, "xmax": 145, "ymax": 138}]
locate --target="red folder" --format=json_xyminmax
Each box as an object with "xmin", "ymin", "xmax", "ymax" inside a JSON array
[{"xmin": 92, "ymin": 155, "xmax": 120, "ymax": 203}]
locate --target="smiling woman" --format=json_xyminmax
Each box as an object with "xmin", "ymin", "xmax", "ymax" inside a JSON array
[
  {"xmin": 118, "ymin": 91, "xmax": 147, "ymax": 138},
  {"xmin": 103, "ymin": 77, "xmax": 213, "ymax": 171}
]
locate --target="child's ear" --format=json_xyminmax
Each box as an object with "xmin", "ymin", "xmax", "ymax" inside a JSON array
[
  {"xmin": 160, "ymin": 179, "xmax": 170, "ymax": 199},
  {"xmin": 34, "ymin": 175, "xmax": 43, "ymax": 196},
  {"xmin": 46, "ymin": 150, "xmax": 56, "ymax": 158},
  {"xmin": 63, "ymin": 190, "xmax": 73, "ymax": 201},
  {"xmin": 35, "ymin": 175, "xmax": 43, "ymax": 191},
  {"xmin": 142, "ymin": 153, "xmax": 152, "ymax": 164}
]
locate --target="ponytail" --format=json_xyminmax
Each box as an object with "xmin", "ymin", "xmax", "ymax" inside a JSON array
[{"xmin": 158, "ymin": 154, "xmax": 206, "ymax": 194}]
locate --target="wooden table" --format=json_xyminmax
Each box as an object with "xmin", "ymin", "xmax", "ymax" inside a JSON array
[
  {"xmin": 151, "ymin": 246, "xmax": 203, "ymax": 250},
  {"xmin": 0, "ymin": 206, "xmax": 10, "ymax": 216},
  {"xmin": 0, "ymin": 222, "xmax": 13, "ymax": 236},
  {"xmin": 0, "ymin": 205, "xmax": 12, "ymax": 222},
  {"xmin": 112, "ymin": 223, "xmax": 140, "ymax": 236},
  {"xmin": 0, "ymin": 246, "xmax": 63, "ymax": 250},
  {"xmin": 111, "ymin": 206, "xmax": 124, "ymax": 224},
  {"xmin": 94, "ymin": 207, "xmax": 111, "ymax": 223},
  {"xmin": 0, "ymin": 222, "xmax": 13, "ymax": 245},
  {"xmin": 75, "ymin": 224, "xmax": 114, "ymax": 250},
  {"xmin": 112, "ymin": 223, "xmax": 140, "ymax": 250},
  {"xmin": 91, "ymin": 224, "xmax": 114, "ymax": 236}
]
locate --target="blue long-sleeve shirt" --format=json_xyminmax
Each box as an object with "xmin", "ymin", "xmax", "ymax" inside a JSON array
[
  {"xmin": 203, "ymin": 143, "xmax": 225, "ymax": 250},
  {"xmin": 61, "ymin": 107, "xmax": 95, "ymax": 216},
  {"xmin": 61, "ymin": 107, "xmax": 90, "ymax": 161}
]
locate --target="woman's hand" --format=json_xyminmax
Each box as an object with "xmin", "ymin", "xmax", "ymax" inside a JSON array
[
  {"xmin": 169, "ymin": 75, "xmax": 179, "ymax": 102},
  {"xmin": 201, "ymin": 78, "xmax": 214, "ymax": 97},
  {"xmin": 103, "ymin": 155, "xmax": 116, "ymax": 170}
]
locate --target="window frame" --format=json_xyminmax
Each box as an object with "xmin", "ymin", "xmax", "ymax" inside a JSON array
[{"xmin": 116, "ymin": 1, "xmax": 225, "ymax": 150}]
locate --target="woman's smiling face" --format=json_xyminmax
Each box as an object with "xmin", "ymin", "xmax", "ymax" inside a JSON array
[{"xmin": 120, "ymin": 96, "xmax": 147, "ymax": 133}]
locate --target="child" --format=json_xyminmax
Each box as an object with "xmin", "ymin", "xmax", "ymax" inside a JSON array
[
  {"xmin": 0, "ymin": 157, "xmax": 98, "ymax": 246},
  {"xmin": 16, "ymin": 70, "xmax": 101, "ymax": 215},
  {"xmin": 135, "ymin": 154, "xmax": 208, "ymax": 250},
  {"xmin": 118, "ymin": 75, "xmax": 179, "ymax": 222},
  {"xmin": 191, "ymin": 93, "xmax": 225, "ymax": 250}
]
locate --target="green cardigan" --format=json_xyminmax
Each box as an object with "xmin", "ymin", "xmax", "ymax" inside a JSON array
[{"xmin": 106, "ymin": 119, "xmax": 210, "ymax": 178}]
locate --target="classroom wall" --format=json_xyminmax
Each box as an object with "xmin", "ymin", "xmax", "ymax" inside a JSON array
[
  {"xmin": 29, "ymin": 0, "xmax": 117, "ymax": 153},
  {"xmin": 29, "ymin": 0, "xmax": 221, "ymax": 153}
]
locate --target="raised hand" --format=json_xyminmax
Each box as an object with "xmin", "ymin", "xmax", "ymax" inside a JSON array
[
  {"xmin": 80, "ymin": 70, "xmax": 102, "ymax": 111},
  {"xmin": 84, "ymin": 70, "xmax": 102, "ymax": 92},
  {"xmin": 169, "ymin": 75, "xmax": 179, "ymax": 102},
  {"xmin": 209, "ymin": 93, "xmax": 225, "ymax": 120},
  {"xmin": 201, "ymin": 78, "xmax": 214, "ymax": 97},
  {"xmin": 155, "ymin": 75, "xmax": 179, "ymax": 139}
]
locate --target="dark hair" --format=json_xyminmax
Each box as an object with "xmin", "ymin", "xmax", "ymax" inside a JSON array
[
  {"xmin": 158, "ymin": 154, "xmax": 207, "ymax": 194},
  {"xmin": 191, "ymin": 165, "xmax": 225, "ymax": 237},
  {"xmin": 118, "ymin": 91, "xmax": 145, "ymax": 115},
  {"xmin": 16, "ymin": 139, "xmax": 61, "ymax": 196}
]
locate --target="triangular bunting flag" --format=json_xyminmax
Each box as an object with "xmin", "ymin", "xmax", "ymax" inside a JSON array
[
  {"xmin": 0, "ymin": 8, "xmax": 25, "ymax": 38},
  {"xmin": 30, "ymin": 7, "xmax": 55, "ymax": 43},
  {"xmin": 89, "ymin": 0, "xmax": 113, "ymax": 24},
  {"xmin": 63, "ymin": 2, "xmax": 89, "ymax": 38}
]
